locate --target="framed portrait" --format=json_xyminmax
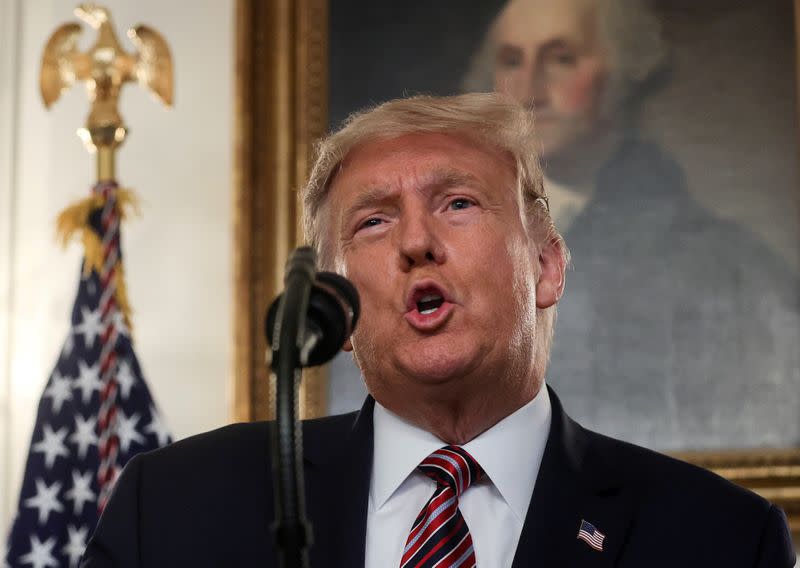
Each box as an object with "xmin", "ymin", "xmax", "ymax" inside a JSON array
[{"xmin": 234, "ymin": 0, "xmax": 800, "ymax": 536}]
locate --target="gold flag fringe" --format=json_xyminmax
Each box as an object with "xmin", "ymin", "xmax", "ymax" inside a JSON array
[{"xmin": 56, "ymin": 188, "xmax": 140, "ymax": 331}]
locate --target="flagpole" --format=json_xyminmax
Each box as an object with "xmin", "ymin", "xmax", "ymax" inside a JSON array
[
  {"xmin": 40, "ymin": 3, "xmax": 173, "ymax": 509},
  {"xmin": 77, "ymin": 125, "xmax": 127, "ymax": 184},
  {"xmin": 97, "ymin": 147, "xmax": 115, "ymax": 182},
  {"xmin": 5, "ymin": 5, "xmax": 175, "ymax": 565}
]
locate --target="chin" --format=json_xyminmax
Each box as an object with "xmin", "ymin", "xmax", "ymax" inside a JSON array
[
  {"xmin": 395, "ymin": 341, "xmax": 480, "ymax": 384},
  {"xmin": 538, "ymin": 121, "xmax": 597, "ymax": 160}
]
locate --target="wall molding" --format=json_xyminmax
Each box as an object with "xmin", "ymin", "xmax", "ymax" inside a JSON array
[{"xmin": 0, "ymin": 0, "xmax": 23, "ymax": 548}]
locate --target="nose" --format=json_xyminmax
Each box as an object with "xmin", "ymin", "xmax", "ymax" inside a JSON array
[
  {"xmin": 396, "ymin": 209, "xmax": 445, "ymax": 271},
  {"xmin": 531, "ymin": 65, "xmax": 549, "ymax": 107},
  {"xmin": 505, "ymin": 59, "xmax": 549, "ymax": 108}
]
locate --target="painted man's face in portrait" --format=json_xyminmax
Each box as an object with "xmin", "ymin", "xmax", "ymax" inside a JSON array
[{"xmin": 493, "ymin": 0, "xmax": 609, "ymax": 159}]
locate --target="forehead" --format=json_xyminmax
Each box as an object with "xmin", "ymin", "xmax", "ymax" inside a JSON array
[
  {"xmin": 495, "ymin": 0, "xmax": 601, "ymax": 48},
  {"xmin": 328, "ymin": 131, "xmax": 517, "ymax": 200}
]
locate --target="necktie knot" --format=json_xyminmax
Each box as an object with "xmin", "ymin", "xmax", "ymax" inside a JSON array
[
  {"xmin": 418, "ymin": 445, "xmax": 484, "ymax": 497},
  {"xmin": 403, "ymin": 445, "xmax": 482, "ymax": 567}
]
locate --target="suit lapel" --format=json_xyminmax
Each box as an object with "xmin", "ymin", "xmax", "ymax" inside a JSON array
[
  {"xmin": 512, "ymin": 388, "xmax": 636, "ymax": 568},
  {"xmin": 298, "ymin": 390, "xmax": 637, "ymax": 567},
  {"xmin": 304, "ymin": 397, "xmax": 374, "ymax": 568}
]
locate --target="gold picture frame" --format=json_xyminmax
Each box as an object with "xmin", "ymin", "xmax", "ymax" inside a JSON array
[
  {"xmin": 233, "ymin": 0, "xmax": 800, "ymax": 538},
  {"xmin": 233, "ymin": 0, "xmax": 328, "ymax": 423}
]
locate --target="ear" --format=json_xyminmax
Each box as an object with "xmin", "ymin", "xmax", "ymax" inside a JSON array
[
  {"xmin": 535, "ymin": 237, "xmax": 566, "ymax": 309},
  {"xmin": 343, "ymin": 337, "xmax": 353, "ymax": 352}
]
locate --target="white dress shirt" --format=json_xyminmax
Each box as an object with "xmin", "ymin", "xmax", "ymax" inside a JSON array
[{"xmin": 365, "ymin": 386, "xmax": 552, "ymax": 567}]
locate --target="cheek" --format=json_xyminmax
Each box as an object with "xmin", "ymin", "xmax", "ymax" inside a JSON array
[
  {"xmin": 494, "ymin": 68, "xmax": 519, "ymax": 98},
  {"xmin": 346, "ymin": 271, "xmax": 384, "ymax": 321},
  {"xmin": 475, "ymin": 232, "xmax": 535, "ymax": 310},
  {"xmin": 344, "ymin": 250, "xmax": 394, "ymax": 318},
  {"xmin": 551, "ymin": 61, "xmax": 607, "ymax": 115},
  {"xmin": 346, "ymin": 272, "xmax": 386, "ymax": 358}
]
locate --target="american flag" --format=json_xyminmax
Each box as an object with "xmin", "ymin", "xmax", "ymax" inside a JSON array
[
  {"xmin": 4, "ymin": 187, "xmax": 171, "ymax": 567},
  {"xmin": 577, "ymin": 519, "xmax": 606, "ymax": 552}
]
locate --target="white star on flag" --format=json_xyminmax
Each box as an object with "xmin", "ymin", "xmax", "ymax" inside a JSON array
[
  {"xmin": 116, "ymin": 360, "xmax": 136, "ymax": 400},
  {"xmin": 5, "ymin": 187, "xmax": 173, "ymax": 566},
  {"xmin": 64, "ymin": 470, "xmax": 95, "ymax": 515},
  {"xmin": 18, "ymin": 535, "xmax": 58, "ymax": 568},
  {"xmin": 62, "ymin": 525, "xmax": 89, "ymax": 567},
  {"xmin": 23, "ymin": 479, "xmax": 64, "ymax": 525},
  {"xmin": 73, "ymin": 360, "xmax": 101, "ymax": 404},
  {"xmin": 32, "ymin": 425, "xmax": 69, "ymax": 469},
  {"xmin": 144, "ymin": 405, "xmax": 171, "ymax": 446},
  {"xmin": 69, "ymin": 414, "xmax": 98, "ymax": 459},
  {"xmin": 74, "ymin": 306, "xmax": 103, "ymax": 349},
  {"xmin": 43, "ymin": 372, "xmax": 73, "ymax": 414},
  {"xmin": 116, "ymin": 410, "xmax": 146, "ymax": 452}
]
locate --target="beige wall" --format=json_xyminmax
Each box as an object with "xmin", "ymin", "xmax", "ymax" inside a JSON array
[{"xmin": 0, "ymin": 0, "xmax": 234, "ymax": 550}]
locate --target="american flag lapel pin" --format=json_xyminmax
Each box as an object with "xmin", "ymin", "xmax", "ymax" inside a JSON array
[{"xmin": 577, "ymin": 519, "xmax": 606, "ymax": 551}]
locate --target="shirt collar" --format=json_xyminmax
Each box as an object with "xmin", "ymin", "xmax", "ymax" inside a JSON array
[{"xmin": 370, "ymin": 385, "xmax": 552, "ymax": 522}]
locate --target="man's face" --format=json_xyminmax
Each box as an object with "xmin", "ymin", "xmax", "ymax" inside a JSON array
[
  {"xmin": 326, "ymin": 132, "xmax": 553, "ymax": 408},
  {"xmin": 492, "ymin": 0, "xmax": 609, "ymax": 158}
]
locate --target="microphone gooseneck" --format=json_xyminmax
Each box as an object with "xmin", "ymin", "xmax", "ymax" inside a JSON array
[{"xmin": 264, "ymin": 247, "xmax": 359, "ymax": 568}]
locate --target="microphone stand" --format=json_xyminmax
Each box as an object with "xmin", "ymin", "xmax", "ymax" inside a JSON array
[{"xmin": 268, "ymin": 247, "xmax": 316, "ymax": 568}]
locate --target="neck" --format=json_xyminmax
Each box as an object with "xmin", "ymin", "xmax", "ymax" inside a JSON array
[{"xmin": 375, "ymin": 373, "xmax": 543, "ymax": 445}]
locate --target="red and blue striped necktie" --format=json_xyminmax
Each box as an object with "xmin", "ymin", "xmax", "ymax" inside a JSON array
[{"xmin": 400, "ymin": 445, "xmax": 485, "ymax": 568}]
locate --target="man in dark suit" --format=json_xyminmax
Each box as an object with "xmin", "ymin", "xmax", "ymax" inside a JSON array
[{"xmin": 82, "ymin": 93, "xmax": 795, "ymax": 567}]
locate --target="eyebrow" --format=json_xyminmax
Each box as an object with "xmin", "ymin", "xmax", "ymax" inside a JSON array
[
  {"xmin": 340, "ymin": 186, "xmax": 394, "ymax": 227},
  {"xmin": 497, "ymin": 43, "xmax": 524, "ymax": 56},
  {"xmin": 341, "ymin": 167, "xmax": 484, "ymax": 223}
]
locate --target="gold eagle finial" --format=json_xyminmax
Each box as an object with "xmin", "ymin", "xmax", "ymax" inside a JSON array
[{"xmin": 40, "ymin": 3, "xmax": 173, "ymax": 160}]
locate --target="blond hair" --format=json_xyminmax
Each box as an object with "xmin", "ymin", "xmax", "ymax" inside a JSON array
[{"xmin": 300, "ymin": 92, "xmax": 568, "ymax": 375}]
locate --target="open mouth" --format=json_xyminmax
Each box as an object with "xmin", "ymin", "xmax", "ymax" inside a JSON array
[
  {"xmin": 416, "ymin": 293, "xmax": 445, "ymax": 315},
  {"xmin": 404, "ymin": 281, "xmax": 455, "ymax": 330}
]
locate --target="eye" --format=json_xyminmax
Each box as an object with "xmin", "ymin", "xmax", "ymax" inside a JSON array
[
  {"xmin": 447, "ymin": 198, "xmax": 475, "ymax": 211},
  {"xmin": 542, "ymin": 44, "xmax": 578, "ymax": 69},
  {"xmin": 357, "ymin": 217, "xmax": 384, "ymax": 231},
  {"xmin": 553, "ymin": 51, "xmax": 577, "ymax": 66},
  {"xmin": 496, "ymin": 46, "xmax": 524, "ymax": 69}
]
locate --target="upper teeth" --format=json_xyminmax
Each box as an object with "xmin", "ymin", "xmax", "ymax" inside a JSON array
[{"xmin": 417, "ymin": 294, "xmax": 443, "ymax": 315}]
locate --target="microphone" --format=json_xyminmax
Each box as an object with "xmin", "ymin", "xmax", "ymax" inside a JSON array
[
  {"xmin": 263, "ymin": 248, "xmax": 360, "ymax": 568},
  {"xmin": 265, "ymin": 266, "xmax": 360, "ymax": 367}
]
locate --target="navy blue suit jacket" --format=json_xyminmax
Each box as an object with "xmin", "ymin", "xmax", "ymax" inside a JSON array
[{"xmin": 81, "ymin": 389, "xmax": 795, "ymax": 566}]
